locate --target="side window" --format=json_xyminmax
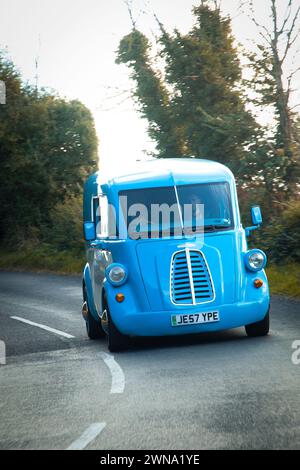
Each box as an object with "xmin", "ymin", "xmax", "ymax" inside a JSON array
[
  {"xmin": 92, "ymin": 197, "xmax": 101, "ymax": 235},
  {"xmin": 99, "ymin": 195, "xmax": 109, "ymax": 237},
  {"xmin": 92, "ymin": 195, "xmax": 109, "ymax": 238}
]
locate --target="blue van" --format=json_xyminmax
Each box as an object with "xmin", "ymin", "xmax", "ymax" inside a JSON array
[{"xmin": 82, "ymin": 159, "xmax": 270, "ymax": 351}]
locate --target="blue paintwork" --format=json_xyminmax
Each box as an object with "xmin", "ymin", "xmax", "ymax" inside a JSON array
[
  {"xmin": 245, "ymin": 205, "xmax": 263, "ymax": 236},
  {"xmin": 251, "ymin": 206, "xmax": 263, "ymax": 225},
  {"xmin": 82, "ymin": 159, "xmax": 270, "ymax": 337},
  {"xmin": 83, "ymin": 222, "xmax": 96, "ymax": 241}
]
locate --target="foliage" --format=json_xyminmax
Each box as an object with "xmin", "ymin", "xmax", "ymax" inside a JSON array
[
  {"xmin": 116, "ymin": 4, "xmax": 257, "ymax": 170},
  {"xmin": 0, "ymin": 246, "xmax": 84, "ymax": 275},
  {"xmin": 0, "ymin": 52, "xmax": 98, "ymax": 246},
  {"xmin": 117, "ymin": 1, "xmax": 300, "ymax": 205},
  {"xmin": 40, "ymin": 196, "xmax": 84, "ymax": 254},
  {"xmin": 242, "ymin": 0, "xmax": 300, "ymax": 194},
  {"xmin": 117, "ymin": 29, "xmax": 184, "ymax": 157},
  {"xmin": 250, "ymin": 200, "xmax": 300, "ymax": 264},
  {"xmin": 0, "ymin": 192, "xmax": 85, "ymax": 274}
]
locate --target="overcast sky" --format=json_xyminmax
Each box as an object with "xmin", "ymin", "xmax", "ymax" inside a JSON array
[{"xmin": 0, "ymin": 0, "xmax": 299, "ymax": 173}]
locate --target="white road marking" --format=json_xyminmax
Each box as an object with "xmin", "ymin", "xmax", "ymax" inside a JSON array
[
  {"xmin": 99, "ymin": 352, "xmax": 125, "ymax": 394},
  {"xmin": 66, "ymin": 422, "xmax": 106, "ymax": 450},
  {"xmin": 10, "ymin": 316, "xmax": 75, "ymax": 339}
]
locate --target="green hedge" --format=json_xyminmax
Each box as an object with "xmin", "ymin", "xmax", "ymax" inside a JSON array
[
  {"xmin": 250, "ymin": 200, "xmax": 300, "ymax": 264},
  {"xmin": 0, "ymin": 246, "xmax": 84, "ymax": 275}
]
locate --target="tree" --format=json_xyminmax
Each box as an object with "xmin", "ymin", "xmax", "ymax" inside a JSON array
[
  {"xmin": 242, "ymin": 0, "xmax": 300, "ymax": 192},
  {"xmin": 0, "ymin": 52, "xmax": 98, "ymax": 244},
  {"xmin": 116, "ymin": 2, "xmax": 257, "ymax": 170},
  {"xmin": 116, "ymin": 29, "xmax": 185, "ymax": 157}
]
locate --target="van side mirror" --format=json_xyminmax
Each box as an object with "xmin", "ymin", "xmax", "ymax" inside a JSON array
[
  {"xmin": 245, "ymin": 206, "xmax": 262, "ymax": 237},
  {"xmin": 83, "ymin": 222, "xmax": 96, "ymax": 241},
  {"xmin": 251, "ymin": 206, "xmax": 262, "ymax": 225}
]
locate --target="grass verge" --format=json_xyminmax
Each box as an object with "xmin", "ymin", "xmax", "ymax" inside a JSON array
[
  {"xmin": 266, "ymin": 263, "xmax": 300, "ymax": 298},
  {"xmin": 0, "ymin": 247, "xmax": 84, "ymax": 275}
]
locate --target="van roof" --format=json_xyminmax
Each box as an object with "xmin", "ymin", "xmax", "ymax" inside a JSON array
[{"xmin": 98, "ymin": 158, "xmax": 234, "ymax": 190}]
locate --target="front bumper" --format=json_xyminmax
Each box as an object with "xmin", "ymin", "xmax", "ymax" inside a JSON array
[{"xmin": 106, "ymin": 293, "xmax": 270, "ymax": 337}]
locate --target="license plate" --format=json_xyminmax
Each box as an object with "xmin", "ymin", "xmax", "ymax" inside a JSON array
[{"xmin": 171, "ymin": 311, "xmax": 219, "ymax": 327}]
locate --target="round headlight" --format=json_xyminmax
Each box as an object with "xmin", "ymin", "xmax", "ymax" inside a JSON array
[
  {"xmin": 245, "ymin": 249, "xmax": 266, "ymax": 272},
  {"xmin": 107, "ymin": 264, "xmax": 127, "ymax": 286}
]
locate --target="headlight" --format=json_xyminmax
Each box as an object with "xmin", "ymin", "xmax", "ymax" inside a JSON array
[
  {"xmin": 106, "ymin": 263, "xmax": 128, "ymax": 286},
  {"xmin": 244, "ymin": 249, "xmax": 266, "ymax": 272}
]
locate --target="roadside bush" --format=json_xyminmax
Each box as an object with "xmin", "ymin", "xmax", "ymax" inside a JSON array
[
  {"xmin": 0, "ymin": 195, "xmax": 85, "ymax": 274},
  {"xmin": 250, "ymin": 200, "xmax": 300, "ymax": 264},
  {"xmin": 41, "ymin": 195, "xmax": 83, "ymax": 255}
]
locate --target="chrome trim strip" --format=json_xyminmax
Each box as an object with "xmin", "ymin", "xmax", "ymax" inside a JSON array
[{"xmin": 185, "ymin": 247, "xmax": 196, "ymax": 305}]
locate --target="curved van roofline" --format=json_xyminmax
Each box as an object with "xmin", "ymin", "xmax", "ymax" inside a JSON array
[{"xmin": 96, "ymin": 158, "xmax": 235, "ymax": 191}]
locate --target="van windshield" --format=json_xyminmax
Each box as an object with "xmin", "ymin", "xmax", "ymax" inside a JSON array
[{"xmin": 119, "ymin": 182, "xmax": 234, "ymax": 239}]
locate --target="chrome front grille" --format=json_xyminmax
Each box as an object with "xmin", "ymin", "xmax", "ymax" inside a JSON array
[{"xmin": 171, "ymin": 249, "xmax": 214, "ymax": 305}]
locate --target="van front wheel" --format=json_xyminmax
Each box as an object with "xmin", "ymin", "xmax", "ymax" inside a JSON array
[
  {"xmin": 83, "ymin": 285, "xmax": 105, "ymax": 339},
  {"xmin": 105, "ymin": 299, "xmax": 130, "ymax": 352},
  {"xmin": 245, "ymin": 310, "xmax": 270, "ymax": 337}
]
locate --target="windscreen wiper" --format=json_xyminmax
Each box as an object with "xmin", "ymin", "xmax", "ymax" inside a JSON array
[{"xmin": 204, "ymin": 225, "xmax": 231, "ymax": 232}]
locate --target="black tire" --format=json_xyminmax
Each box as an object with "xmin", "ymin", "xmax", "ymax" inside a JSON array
[
  {"xmin": 245, "ymin": 309, "xmax": 270, "ymax": 337},
  {"xmin": 104, "ymin": 296, "xmax": 130, "ymax": 352},
  {"xmin": 83, "ymin": 285, "xmax": 105, "ymax": 339}
]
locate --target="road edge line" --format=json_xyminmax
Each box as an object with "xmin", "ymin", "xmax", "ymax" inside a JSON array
[
  {"xmin": 10, "ymin": 316, "xmax": 75, "ymax": 339},
  {"xmin": 66, "ymin": 422, "xmax": 106, "ymax": 450},
  {"xmin": 99, "ymin": 352, "xmax": 125, "ymax": 394}
]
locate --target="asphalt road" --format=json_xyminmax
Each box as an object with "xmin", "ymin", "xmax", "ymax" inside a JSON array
[{"xmin": 0, "ymin": 271, "xmax": 299, "ymax": 450}]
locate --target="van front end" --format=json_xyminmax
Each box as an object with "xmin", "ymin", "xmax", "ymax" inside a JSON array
[
  {"xmin": 82, "ymin": 159, "xmax": 270, "ymax": 351},
  {"xmin": 102, "ymin": 233, "xmax": 270, "ymax": 338}
]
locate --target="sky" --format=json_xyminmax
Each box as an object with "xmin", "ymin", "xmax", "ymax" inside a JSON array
[{"xmin": 0, "ymin": 0, "xmax": 299, "ymax": 173}]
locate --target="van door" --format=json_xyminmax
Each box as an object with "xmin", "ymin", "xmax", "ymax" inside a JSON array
[{"xmin": 90, "ymin": 195, "xmax": 112, "ymax": 316}]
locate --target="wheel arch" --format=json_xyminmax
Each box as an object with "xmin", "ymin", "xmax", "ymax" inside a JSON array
[{"xmin": 82, "ymin": 263, "xmax": 99, "ymax": 321}]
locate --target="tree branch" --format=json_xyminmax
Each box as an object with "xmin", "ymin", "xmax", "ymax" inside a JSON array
[
  {"xmin": 124, "ymin": 0, "xmax": 136, "ymax": 29},
  {"xmin": 290, "ymin": 103, "xmax": 300, "ymax": 110},
  {"xmin": 281, "ymin": 4, "xmax": 300, "ymax": 63},
  {"xmin": 245, "ymin": 0, "xmax": 272, "ymax": 44},
  {"xmin": 279, "ymin": 0, "xmax": 293, "ymax": 35}
]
